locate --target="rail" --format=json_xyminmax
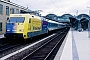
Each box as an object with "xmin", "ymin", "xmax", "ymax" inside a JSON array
[{"xmin": 21, "ymin": 28, "xmax": 69, "ymax": 60}]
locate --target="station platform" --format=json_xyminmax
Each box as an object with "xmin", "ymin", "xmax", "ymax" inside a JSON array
[{"xmin": 54, "ymin": 28, "xmax": 90, "ymax": 60}]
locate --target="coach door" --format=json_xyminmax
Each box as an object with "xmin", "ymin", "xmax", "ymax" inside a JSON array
[{"xmin": 28, "ymin": 18, "xmax": 31, "ymax": 31}]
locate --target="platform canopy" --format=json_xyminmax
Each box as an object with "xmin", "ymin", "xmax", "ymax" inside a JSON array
[
  {"xmin": 45, "ymin": 14, "xmax": 58, "ymax": 21},
  {"xmin": 57, "ymin": 14, "xmax": 74, "ymax": 23},
  {"xmin": 76, "ymin": 14, "xmax": 90, "ymax": 20}
]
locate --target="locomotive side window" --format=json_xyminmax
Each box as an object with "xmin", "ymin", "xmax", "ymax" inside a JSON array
[
  {"xmin": 0, "ymin": 4, "xmax": 3, "ymax": 15},
  {"xmin": 6, "ymin": 6, "xmax": 9, "ymax": 15}
]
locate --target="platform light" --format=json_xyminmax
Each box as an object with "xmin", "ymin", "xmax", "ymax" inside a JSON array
[{"xmin": 87, "ymin": 6, "xmax": 90, "ymax": 38}]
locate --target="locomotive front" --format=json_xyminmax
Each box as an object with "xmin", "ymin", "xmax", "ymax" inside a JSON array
[{"xmin": 5, "ymin": 14, "xmax": 27, "ymax": 39}]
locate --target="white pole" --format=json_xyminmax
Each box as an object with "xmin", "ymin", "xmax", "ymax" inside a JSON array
[
  {"xmin": 88, "ymin": 20, "xmax": 90, "ymax": 38},
  {"xmin": 88, "ymin": 10, "xmax": 90, "ymax": 38},
  {"xmin": 87, "ymin": 7, "xmax": 90, "ymax": 38}
]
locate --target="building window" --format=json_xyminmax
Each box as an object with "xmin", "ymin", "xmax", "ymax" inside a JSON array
[
  {"xmin": 16, "ymin": 9, "xmax": 19, "ymax": 14},
  {"xmin": 0, "ymin": 4, "xmax": 3, "ymax": 14},
  {"xmin": 10, "ymin": 8, "xmax": 14, "ymax": 14},
  {"xmin": 12, "ymin": 8, "xmax": 14, "ymax": 14},
  {"xmin": 6, "ymin": 6, "xmax": 9, "ymax": 15},
  {"xmin": 0, "ymin": 23, "xmax": 2, "ymax": 31}
]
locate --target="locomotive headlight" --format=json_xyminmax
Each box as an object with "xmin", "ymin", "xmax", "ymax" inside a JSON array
[
  {"xmin": 7, "ymin": 30, "xmax": 10, "ymax": 31},
  {"xmin": 12, "ymin": 30, "xmax": 16, "ymax": 31}
]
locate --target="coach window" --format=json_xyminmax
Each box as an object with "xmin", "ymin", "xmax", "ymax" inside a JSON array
[
  {"xmin": 6, "ymin": 6, "xmax": 9, "ymax": 15},
  {"xmin": 0, "ymin": 4, "xmax": 3, "ymax": 15},
  {"xmin": 58, "ymin": 18, "xmax": 60, "ymax": 20},
  {"xmin": 0, "ymin": 23, "xmax": 2, "ymax": 31}
]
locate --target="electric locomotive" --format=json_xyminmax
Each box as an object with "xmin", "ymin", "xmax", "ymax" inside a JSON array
[{"xmin": 5, "ymin": 14, "xmax": 48, "ymax": 40}]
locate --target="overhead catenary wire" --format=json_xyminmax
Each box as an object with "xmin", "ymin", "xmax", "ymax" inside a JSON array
[
  {"xmin": 14, "ymin": 0, "xmax": 53, "ymax": 14},
  {"xmin": 51, "ymin": 0, "xmax": 60, "ymax": 10},
  {"xmin": 50, "ymin": 0, "xmax": 61, "ymax": 15},
  {"xmin": 35, "ymin": 0, "xmax": 60, "ymax": 15},
  {"xmin": 13, "ymin": 0, "xmax": 36, "ymax": 9},
  {"xmin": 12, "ymin": 0, "xmax": 61, "ymax": 16},
  {"xmin": 35, "ymin": 0, "xmax": 54, "ymax": 14}
]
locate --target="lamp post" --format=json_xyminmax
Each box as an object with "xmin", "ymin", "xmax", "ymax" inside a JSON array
[
  {"xmin": 88, "ymin": 15, "xmax": 90, "ymax": 38},
  {"xmin": 88, "ymin": 19, "xmax": 90, "ymax": 38},
  {"xmin": 87, "ymin": 7, "xmax": 90, "ymax": 38}
]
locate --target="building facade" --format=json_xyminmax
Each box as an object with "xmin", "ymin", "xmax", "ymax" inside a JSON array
[{"xmin": 0, "ymin": 0, "xmax": 28, "ymax": 34}]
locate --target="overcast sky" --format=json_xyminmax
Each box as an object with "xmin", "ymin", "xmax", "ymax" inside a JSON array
[{"xmin": 10, "ymin": 0, "xmax": 90, "ymax": 16}]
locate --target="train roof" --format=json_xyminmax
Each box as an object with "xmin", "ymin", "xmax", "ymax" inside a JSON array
[
  {"xmin": 9, "ymin": 14, "xmax": 41, "ymax": 19},
  {"xmin": 47, "ymin": 19, "xmax": 59, "ymax": 24},
  {"xmin": 47, "ymin": 20, "xmax": 66, "ymax": 25}
]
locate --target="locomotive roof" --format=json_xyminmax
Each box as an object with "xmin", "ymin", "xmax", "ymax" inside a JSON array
[{"xmin": 10, "ymin": 14, "xmax": 41, "ymax": 20}]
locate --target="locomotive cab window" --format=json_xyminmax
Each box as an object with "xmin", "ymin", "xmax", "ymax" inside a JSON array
[{"xmin": 9, "ymin": 17, "xmax": 25, "ymax": 23}]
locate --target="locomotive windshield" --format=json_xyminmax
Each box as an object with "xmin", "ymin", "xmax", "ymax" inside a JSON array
[{"xmin": 9, "ymin": 17, "xmax": 25, "ymax": 23}]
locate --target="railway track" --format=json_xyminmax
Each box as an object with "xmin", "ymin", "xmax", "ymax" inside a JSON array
[
  {"xmin": 0, "ymin": 27, "xmax": 69, "ymax": 60},
  {"xmin": 0, "ymin": 28, "xmax": 57, "ymax": 58},
  {"xmin": 21, "ymin": 28, "xmax": 69, "ymax": 60},
  {"xmin": 0, "ymin": 43, "xmax": 8, "ymax": 47},
  {"xmin": 0, "ymin": 30, "xmax": 53, "ymax": 54},
  {"xmin": 0, "ymin": 44, "xmax": 21, "ymax": 52}
]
